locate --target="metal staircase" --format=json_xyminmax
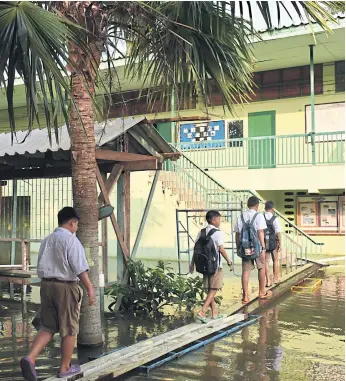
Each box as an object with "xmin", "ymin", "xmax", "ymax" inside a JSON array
[{"xmin": 161, "ymin": 151, "xmax": 324, "ymax": 270}]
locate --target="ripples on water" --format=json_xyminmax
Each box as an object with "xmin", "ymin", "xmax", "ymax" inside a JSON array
[
  {"xmin": 123, "ymin": 267, "xmax": 345, "ymax": 381},
  {"xmin": 0, "ymin": 267, "xmax": 344, "ymax": 381}
]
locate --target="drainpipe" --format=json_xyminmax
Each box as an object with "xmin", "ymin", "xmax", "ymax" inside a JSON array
[
  {"xmin": 309, "ymin": 45, "xmax": 316, "ymax": 165},
  {"xmin": 170, "ymin": 87, "xmax": 175, "ymax": 143}
]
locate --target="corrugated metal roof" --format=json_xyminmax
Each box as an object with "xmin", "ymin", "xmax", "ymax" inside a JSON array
[
  {"xmin": 257, "ymin": 13, "xmax": 344, "ymax": 33},
  {"xmin": 0, "ymin": 116, "xmax": 174, "ymax": 158}
]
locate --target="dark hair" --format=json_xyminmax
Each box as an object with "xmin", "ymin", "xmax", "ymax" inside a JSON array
[
  {"xmin": 58, "ymin": 207, "xmax": 80, "ymax": 225},
  {"xmin": 265, "ymin": 201, "xmax": 275, "ymax": 211},
  {"xmin": 206, "ymin": 210, "xmax": 221, "ymax": 224},
  {"xmin": 247, "ymin": 196, "xmax": 260, "ymax": 208}
]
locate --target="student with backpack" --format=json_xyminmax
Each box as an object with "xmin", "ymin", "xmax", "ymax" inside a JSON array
[
  {"xmin": 234, "ymin": 196, "xmax": 272, "ymax": 304},
  {"xmin": 264, "ymin": 201, "xmax": 282, "ymax": 286},
  {"xmin": 190, "ymin": 210, "xmax": 233, "ymax": 323}
]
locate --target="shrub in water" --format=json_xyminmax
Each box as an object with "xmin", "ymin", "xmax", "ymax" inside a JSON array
[{"xmin": 107, "ymin": 260, "xmax": 222, "ymax": 315}]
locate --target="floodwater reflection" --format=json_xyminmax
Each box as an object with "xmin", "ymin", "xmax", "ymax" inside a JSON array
[
  {"xmin": 123, "ymin": 267, "xmax": 344, "ymax": 381},
  {"xmin": 0, "ymin": 267, "xmax": 344, "ymax": 381}
]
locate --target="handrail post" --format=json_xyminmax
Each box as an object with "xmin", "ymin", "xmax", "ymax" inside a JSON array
[{"xmin": 310, "ymin": 45, "xmax": 316, "ymax": 165}]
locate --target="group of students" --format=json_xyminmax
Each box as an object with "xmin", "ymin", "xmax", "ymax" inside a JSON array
[
  {"xmin": 19, "ymin": 199, "xmax": 281, "ymax": 380},
  {"xmin": 190, "ymin": 196, "xmax": 282, "ymax": 323}
]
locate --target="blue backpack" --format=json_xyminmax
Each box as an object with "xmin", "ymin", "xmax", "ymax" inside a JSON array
[{"xmin": 237, "ymin": 212, "xmax": 261, "ymax": 259}]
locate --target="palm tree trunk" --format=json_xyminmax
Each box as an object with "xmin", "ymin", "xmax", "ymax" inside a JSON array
[
  {"xmin": 70, "ymin": 69, "xmax": 103, "ymax": 347},
  {"xmin": 60, "ymin": 0, "xmax": 105, "ymax": 347}
]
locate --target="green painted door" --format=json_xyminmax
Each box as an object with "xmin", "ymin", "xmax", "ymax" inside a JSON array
[
  {"xmin": 248, "ymin": 111, "xmax": 276, "ymax": 169},
  {"xmin": 156, "ymin": 122, "xmax": 173, "ymax": 143}
]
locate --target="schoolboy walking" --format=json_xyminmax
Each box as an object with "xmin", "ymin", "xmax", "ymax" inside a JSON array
[
  {"xmin": 234, "ymin": 196, "xmax": 272, "ymax": 304},
  {"xmin": 190, "ymin": 210, "xmax": 233, "ymax": 323},
  {"xmin": 20, "ymin": 207, "xmax": 95, "ymax": 381},
  {"xmin": 264, "ymin": 201, "xmax": 282, "ymax": 286}
]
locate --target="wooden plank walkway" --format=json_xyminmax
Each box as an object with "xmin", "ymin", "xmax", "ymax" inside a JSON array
[{"xmin": 45, "ymin": 313, "xmax": 245, "ymax": 381}]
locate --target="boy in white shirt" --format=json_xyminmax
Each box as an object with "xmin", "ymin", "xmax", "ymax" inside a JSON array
[
  {"xmin": 264, "ymin": 201, "xmax": 282, "ymax": 286},
  {"xmin": 190, "ymin": 210, "xmax": 233, "ymax": 323},
  {"xmin": 234, "ymin": 196, "xmax": 271, "ymax": 304}
]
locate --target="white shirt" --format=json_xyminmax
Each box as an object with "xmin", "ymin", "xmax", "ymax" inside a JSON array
[
  {"xmin": 37, "ymin": 227, "xmax": 89, "ymax": 281},
  {"xmin": 264, "ymin": 212, "xmax": 282, "ymax": 233},
  {"xmin": 196, "ymin": 224, "xmax": 225, "ymax": 269},
  {"xmin": 233, "ymin": 209, "xmax": 267, "ymax": 233}
]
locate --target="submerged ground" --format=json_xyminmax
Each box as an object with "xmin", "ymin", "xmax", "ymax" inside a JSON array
[{"xmin": 0, "ymin": 262, "xmax": 344, "ymax": 381}]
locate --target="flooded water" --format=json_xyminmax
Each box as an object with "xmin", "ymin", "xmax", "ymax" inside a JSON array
[
  {"xmin": 123, "ymin": 266, "xmax": 345, "ymax": 381},
  {"xmin": 0, "ymin": 266, "xmax": 344, "ymax": 381}
]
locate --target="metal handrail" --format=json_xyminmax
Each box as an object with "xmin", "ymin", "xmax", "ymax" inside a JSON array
[
  {"xmin": 234, "ymin": 189, "xmax": 324, "ymax": 246},
  {"xmin": 173, "ymin": 148, "xmax": 236, "ymax": 193},
  {"xmin": 166, "ymin": 150, "xmax": 324, "ymax": 250},
  {"xmin": 172, "ymin": 131, "xmax": 345, "ymax": 147}
]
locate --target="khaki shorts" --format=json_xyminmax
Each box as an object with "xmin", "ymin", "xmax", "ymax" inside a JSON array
[
  {"xmin": 203, "ymin": 269, "xmax": 223, "ymax": 291},
  {"xmin": 40, "ymin": 280, "xmax": 83, "ymax": 338},
  {"xmin": 242, "ymin": 255, "xmax": 265, "ymax": 272},
  {"xmin": 266, "ymin": 249, "xmax": 279, "ymax": 261}
]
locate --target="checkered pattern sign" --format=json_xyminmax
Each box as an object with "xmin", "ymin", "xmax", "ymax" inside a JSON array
[{"xmin": 179, "ymin": 121, "xmax": 226, "ymax": 149}]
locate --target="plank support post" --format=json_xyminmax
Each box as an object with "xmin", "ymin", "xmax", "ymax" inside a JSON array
[
  {"xmin": 95, "ymin": 165, "xmax": 129, "ymax": 261},
  {"xmin": 99, "ymin": 173, "xmax": 109, "ymax": 284}
]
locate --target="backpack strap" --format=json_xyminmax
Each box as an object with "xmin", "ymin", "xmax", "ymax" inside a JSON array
[
  {"xmin": 207, "ymin": 228, "xmax": 218, "ymax": 238},
  {"xmin": 250, "ymin": 212, "xmax": 259, "ymax": 225},
  {"xmin": 240, "ymin": 213, "xmax": 246, "ymax": 226},
  {"xmin": 206, "ymin": 228, "xmax": 221, "ymax": 266},
  {"xmin": 270, "ymin": 215, "xmax": 276, "ymax": 222}
]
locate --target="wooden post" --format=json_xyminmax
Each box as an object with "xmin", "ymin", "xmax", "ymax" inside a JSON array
[
  {"xmin": 124, "ymin": 171, "xmax": 130, "ymax": 260},
  {"xmin": 116, "ymin": 171, "xmax": 131, "ymax": 282},
  {"xmin": 117, "ymin": 134, "xmax": 131, "ymax": 282},
  {"xmin": 95, "ymin": 164, "xmax": 129, "ymax": 259},
  {"xmin": 100, "ymin": 173, "xmax": 109, "ymax": 283}
]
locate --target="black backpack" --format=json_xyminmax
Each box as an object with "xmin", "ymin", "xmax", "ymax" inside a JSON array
[
  {"xmin": 193, "ymin": 228, "xmax": 220, "ymax": 275},
  {"xmin": 264, "ymin": 214, "xmax": 277, "ymax": 252}
]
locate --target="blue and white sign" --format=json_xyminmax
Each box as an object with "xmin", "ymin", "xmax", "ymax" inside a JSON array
[{"xmin": 179, "ymin": 120, "xmax": 226, "ymax": 149}]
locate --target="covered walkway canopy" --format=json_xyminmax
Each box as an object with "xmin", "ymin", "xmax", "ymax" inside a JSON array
[
  {"xmin": 0, "ymin": 116, "xmax": 179, "ymax": 179},
  {"xmin": 0, "ymin": 117, "xmax": 179, "ymax": 280}
]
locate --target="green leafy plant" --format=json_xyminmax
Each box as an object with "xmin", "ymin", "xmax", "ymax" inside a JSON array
[{"xmin": 107, "ymin": 260, "xmax": 222, "ymax": 315}]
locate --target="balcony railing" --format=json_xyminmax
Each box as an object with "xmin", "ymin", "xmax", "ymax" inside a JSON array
[{"xmin": 172, "ymin": 131, "xmax": 345, "ymax": 169}]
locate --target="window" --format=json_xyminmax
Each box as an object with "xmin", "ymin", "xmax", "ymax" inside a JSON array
[
  {"xmin": 228, "ymin": 120, "xmax": 243, "ymax": 147},
  {"xmin": 335, "ymin": 61, "xmax": 345, "ymax": 93},
  {"xmin": 282, "ymin": 67, "xmax": 301, "ymax": 98},
  {"xmin": 297, "ymin": 195, "xmax": 345, "ymax": 234},
  {"xmin": 261, "ymin": 69, "xmax": 281, "ymax": 100},
  {"xmin": 210, "ymin": 64, "xmax": 323, "ymax": 105}
]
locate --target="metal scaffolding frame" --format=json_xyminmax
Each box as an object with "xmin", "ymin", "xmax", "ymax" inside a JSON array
[{"xmin": 176, "ymin": 207, "xmax": 243, "ymax": 276}]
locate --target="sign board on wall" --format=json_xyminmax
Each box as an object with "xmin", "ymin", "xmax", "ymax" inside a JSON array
[
  {"xmin": 179, "ymin": 120, "xmax": 226, "ymax": 149},
  {"xmin": 297, "ymin": 195, "xmax": 345, "ymax": 234},
  {"xmin": 298, "ymin": 202, "xmax": 318, "ymax": 227},
  {"xmin": 306, "ymin": 102, "xmax": 345, "ymax": 141}
]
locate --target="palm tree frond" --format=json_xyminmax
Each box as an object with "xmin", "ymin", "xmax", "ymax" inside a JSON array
[
  {"xmin": 121, "ymin": 1, "xmax": 257, "ymax": 114},
  {"xmin": 0, "ymin": 1, "xmax": 88, "ymax": 141}
]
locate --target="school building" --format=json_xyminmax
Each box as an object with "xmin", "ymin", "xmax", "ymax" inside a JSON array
[{"xmin": 0, "ymin": 16, "xmax": 344, "ymax": 271}]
